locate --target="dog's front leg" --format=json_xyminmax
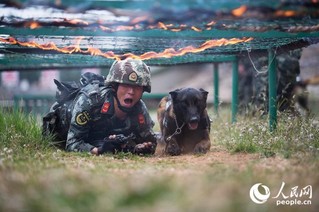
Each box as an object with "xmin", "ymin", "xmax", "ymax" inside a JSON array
[
  {"xmin": 194, "ymin": 139, "xmax": 211, "ymax": 154},
  {"xmin": 194, "ymin": 131, "xmax": 211, "ymax": 154},
  {"xmin": 154, "ymin": 137, "xmax": 166, "ymax": 156},
  {"xmin": 166, "ymin": 138, "xmax": 181, "ymax": 156}
]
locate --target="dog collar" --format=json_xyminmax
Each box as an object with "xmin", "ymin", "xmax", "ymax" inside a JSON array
[
  {"xmin": 164, "ymin": 98, "xmax": 185, "ymax": 141},
  {"xmin": 166, "ymin": 116, "xmax": 185, "ymax": 141}
]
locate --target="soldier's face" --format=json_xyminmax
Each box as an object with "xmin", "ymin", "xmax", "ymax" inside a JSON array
[{"xmin": 117, "ymin": 84, "xmax": 143, "ymax": 108}]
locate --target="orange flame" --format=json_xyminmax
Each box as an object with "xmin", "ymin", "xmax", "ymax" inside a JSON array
[
  {"xmin": 0, "ymin": 36, "xmax": 253, "ymax": 61},
  {"xmin": 157, "ymin": 22, "xmax": 168, "ymax": 30},
  {"xmin": 15, "ymin": 17, "xmax": 214, "ymax": 33},
  {"xmin": 275, "ymin": 10, "xmax": 297, "ymax": 17},
  {"xmin": 25, "ymin": 21, "xmax": 41, "ymax": 29},
  {"xmin": 115, "ymin": 25, "xmax": 135, "ymax": 31},
  {"xmin": 67, "ymin": 19, "xmax": 89, "ymax": 25},
  {"xmin": 130, "ymin": 16, "xmax": 150, "ymax": 25},
  {"xmin": 191, "ymin": 26, "xmax": 202, "ymax": 32},
  {"xmin": 206, "ymin": 21, "xmax": 216, "ymax": 27},
  {"xmin": 99, "ymin": 25, "xmax": 111, "ymax": 31},
  {"xmin": 232, "ymin": 5, "xmax": 247, "ymax": 17}
]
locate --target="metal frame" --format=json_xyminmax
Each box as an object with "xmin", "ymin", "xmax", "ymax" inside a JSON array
[{"xmin": 268, "ymin": 48, "xmax": 277, "ymax": 131}]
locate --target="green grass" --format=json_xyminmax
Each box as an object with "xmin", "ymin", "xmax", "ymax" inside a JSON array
[
  {"xmin": 211, "ymin": 112, "xmax": 319, "ymax": 159},
  {"xmin": 1, "ymin": 108, "xmax": 319, "ymax": 212},
  {"xmin": 0, "ymin": 109, "xmax": 52, "ymax": 166}
]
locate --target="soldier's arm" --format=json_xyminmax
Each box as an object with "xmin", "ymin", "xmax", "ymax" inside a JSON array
[
  {"xmin": 134, "ymin": 101, "xmax": 157, "ymax": 154},
  {"xmin": 65, "ymin": 94, "xmax": 95, "ymax": 153}
]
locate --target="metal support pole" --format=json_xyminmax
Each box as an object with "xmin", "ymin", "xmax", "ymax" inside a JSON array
[
  {"xmin": 213, "ymin": 63, "xmax": 219, "ymax": 115},
  {"xmin": 268, "ymin": 48, "xmax": 277, "ymax": 131},
  {"xmin": 232, "ymin": 58, "xmax": 238, "ymax": 123}
]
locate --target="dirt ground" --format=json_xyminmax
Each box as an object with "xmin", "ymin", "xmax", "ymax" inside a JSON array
[
  {"xmin": 1, "ymin": 144, "xmax": 318, "ymax": 212},
  {"xmin": 149, "ymin": 146, "xmax": 260, "ymax": 170}
]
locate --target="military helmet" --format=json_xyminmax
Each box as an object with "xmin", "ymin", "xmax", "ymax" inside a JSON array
[{"xmin": 106, "ymin": 59, "xmax": 151, "ymax": 93}]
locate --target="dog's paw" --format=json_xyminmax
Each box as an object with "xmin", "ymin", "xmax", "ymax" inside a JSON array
[
  {"xmin": 166, "ymin": 140, "xmax": 181, "ymax": 156},
  {"xmin": 194, "ymin": 143, "xmax": 210, "ymax": 154},
  {"xmin": 154, "ymin": 138, "xmax": 166, "ymax": 156}
]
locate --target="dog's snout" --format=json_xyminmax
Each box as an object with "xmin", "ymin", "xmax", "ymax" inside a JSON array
[
  {"xmin": 188, "ymin": 116, "xmax": 200, "ymax": 130},
  {"xmin": 190, "ymin": 116, "xmax": 199, "ymax": 123}
]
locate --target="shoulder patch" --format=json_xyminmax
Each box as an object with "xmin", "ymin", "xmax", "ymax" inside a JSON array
[
  {"xmin": 75, "ymin": 111, "xmax": 90, "ymax": 125},
  {"xmin": 101, "ymin": 102, "xmax": 110, "ymax": 113},
  {"xmin": 138, "ymin": 113, "xmax": 145, "ymax": 125}
]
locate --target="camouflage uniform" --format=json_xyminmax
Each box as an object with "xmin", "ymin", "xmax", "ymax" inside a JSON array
[{"xmin": 66, "ymin": 59, "xmax": 156, "ymax": 154}]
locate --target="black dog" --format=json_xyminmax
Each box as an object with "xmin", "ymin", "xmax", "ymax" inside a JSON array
[{"xmin": 155, "ymin": 88, "xmax": 211, "ymax": 156}]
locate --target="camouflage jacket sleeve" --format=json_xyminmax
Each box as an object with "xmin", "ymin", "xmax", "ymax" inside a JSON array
[
  {"xmin": 65, "ymin": 93, "xmax": 95, "ymax": 152},
  {"xmin": 135, "ymin": 100, "xmax": 157, "ymax": 144}
]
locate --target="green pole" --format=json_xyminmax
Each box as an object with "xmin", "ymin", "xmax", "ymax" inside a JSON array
[
  {"xmin": 213, "ymin": 63, "xmax": 219, "ymax": 115},
  {"xmin": 232, "ymin": 58, "xmax": 238, "ymax": 123},
  {"xmin": 268, "ymin": 48, "xmax": 277, "ymax": 131}
]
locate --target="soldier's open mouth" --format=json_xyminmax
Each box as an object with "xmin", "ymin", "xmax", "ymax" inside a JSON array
[{"xmin": 124, "ymin": 98, "xmax": 133, "ymax": 105}]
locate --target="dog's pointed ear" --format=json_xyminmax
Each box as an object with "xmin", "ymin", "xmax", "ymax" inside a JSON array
[
  {"xmin": 169, "ymin": 89, "xmax": 180, "ymax": 100},
  {"xmin": 199, "ymin": 88, "xmax": 209, "ymax": 101}
]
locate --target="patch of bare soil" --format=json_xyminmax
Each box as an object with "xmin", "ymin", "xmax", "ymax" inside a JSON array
[
  {"xmin": 146, "ymin": 145, "xmax": 318, "ymax": 178},
  {"xmin": 147, "ymin": 145, "xmax": 260, "ymax": 172}
]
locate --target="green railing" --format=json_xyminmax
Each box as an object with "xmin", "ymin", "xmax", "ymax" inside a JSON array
[
  {"xmin": 12, "ymin": 93, "xmax": 166, "ymax": 115},
  {"xmin": 13, "ymin": 94, "xmax": 55, "ymax": 115}
]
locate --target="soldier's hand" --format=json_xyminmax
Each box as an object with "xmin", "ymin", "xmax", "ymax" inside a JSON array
[
  {"xmin": 97, "ymin": 140, "xmax": 116, "ymax": 154},
  {"xmin": 108, "ymin": 134, "xmax": 116, "ymax": 140},
  {"xmin": 134, "ymin": 142, "xmax": 154, "ymax": 154},
  {"xmin": 105, "ymin": 134, "xmax": 127, "ymax": 148}
]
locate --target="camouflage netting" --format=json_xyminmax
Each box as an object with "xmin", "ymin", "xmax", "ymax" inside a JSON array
[{"xmin": 1, "ymin": 0, "xmax": 319, "ymax": 69}]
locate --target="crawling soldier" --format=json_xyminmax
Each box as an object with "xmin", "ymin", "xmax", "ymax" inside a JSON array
[{"xmin": 66, "ymin": 59, "xmax": 157, "ymax": 155}]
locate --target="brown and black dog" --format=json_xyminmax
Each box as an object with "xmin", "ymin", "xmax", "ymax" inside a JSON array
[{"xmin": 155, "ymin": 88, "xmax": 211, "ymax": 156}]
